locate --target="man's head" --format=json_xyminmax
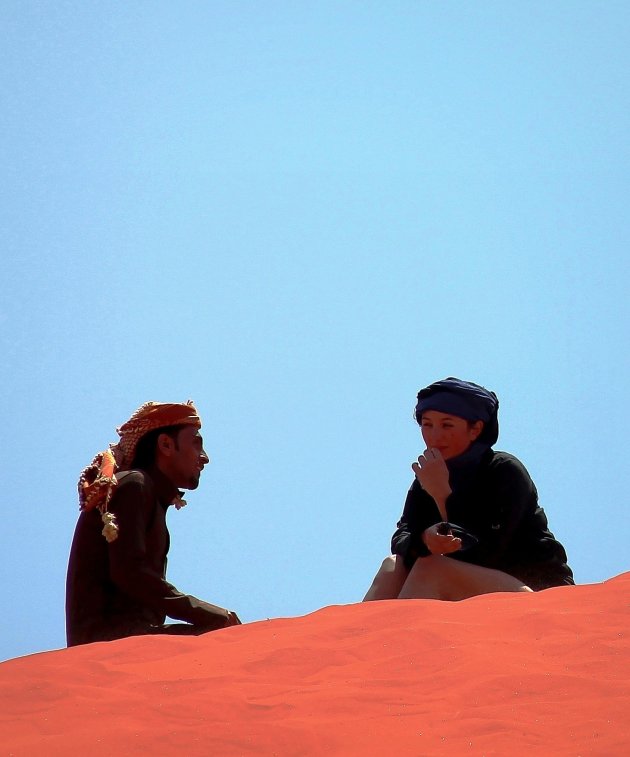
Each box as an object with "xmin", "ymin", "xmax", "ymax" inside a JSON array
[
  {"xmin": 132, "ymin": 424, "xmax": 209, "ymax": 490},
  {"xmin": 78, "ymin": 400, "xmax": 206, "ymax": 514},
  {"xmin": 114, "ymin": 401, "xmax": 202, "ymax": 468}
]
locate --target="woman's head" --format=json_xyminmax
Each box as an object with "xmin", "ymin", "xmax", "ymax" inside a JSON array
[
  {"xmin": 419, "ymin": 411, "xmax": 483, "ymax": 460},
  {"xmin": 414, "ymin": 377, "xmax": 499, "ymax": 458}
]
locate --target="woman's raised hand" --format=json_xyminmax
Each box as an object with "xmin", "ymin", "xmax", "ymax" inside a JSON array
[{"xmin": 412, "ymin": 447, "xmax": 452, "ymax": 513}]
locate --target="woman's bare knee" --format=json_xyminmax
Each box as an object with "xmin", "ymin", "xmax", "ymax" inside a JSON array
[
  {"xmin": 363, "ymin": 555, "xmax": 408, "ymax": 601},
  {"xmin": 399, "ymin": 556, "xmax": 532, "ymax": 601},
  {"xmin": 380, "ymin": 556, "xmax": 397, "ymax": 572},
  {"xmin": 398, "ymin": 555, "xmax": 447, "ymax": 599}
]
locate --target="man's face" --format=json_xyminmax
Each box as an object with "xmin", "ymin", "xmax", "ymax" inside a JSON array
[{"xmin": 161, "ymin": 426, "xmax": 209, "ymax": 490}]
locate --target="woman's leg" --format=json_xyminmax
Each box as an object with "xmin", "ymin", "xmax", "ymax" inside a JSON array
[
  {"xmin": 363, "ymin": 555, "xmax": 409, "ymax": 601},
  {"xmin": 398, "ymin": 555, "xmax": 533, "ymax": 601}
]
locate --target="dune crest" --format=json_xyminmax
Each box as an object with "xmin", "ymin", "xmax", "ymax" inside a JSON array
[{"xmin": 1, "ymin": 573, "xmax": 629, "ymax": 755}]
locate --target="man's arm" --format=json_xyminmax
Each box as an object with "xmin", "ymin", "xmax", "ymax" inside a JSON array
[{"xmin": 107, "ymin": 474, "xmax": 234, "ymax": 630}]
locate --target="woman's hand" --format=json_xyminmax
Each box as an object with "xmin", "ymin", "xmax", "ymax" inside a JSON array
[
  {"xmin": 422, "ymin": 523, "xmax": 462, "ymax": 555},
  {"xmin": 412, "ymin": 448, "xmax": 452, "ymax": 514}
]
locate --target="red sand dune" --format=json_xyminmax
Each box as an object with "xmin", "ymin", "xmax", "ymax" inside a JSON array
[{"xmin": 2, "ymin": 573, "xmax": 629, "ymax": 756}]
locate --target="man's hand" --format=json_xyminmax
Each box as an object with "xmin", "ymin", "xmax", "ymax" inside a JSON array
[
  {"xmin": 412, "ymin": 448, "xmax": 452, "ymax": 510},
  {"xmin": 422, "ymin": 523, "xmax": 462, "ymax": 555}
]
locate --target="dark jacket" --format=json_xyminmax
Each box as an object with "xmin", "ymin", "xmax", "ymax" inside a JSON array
[
  {"xmin": 66, "ymin": 466, "xmax": 228, "ymax": 646},
  {"xmin": 391, "ymin": 450, "xmax": 574, "ymax": 590}
]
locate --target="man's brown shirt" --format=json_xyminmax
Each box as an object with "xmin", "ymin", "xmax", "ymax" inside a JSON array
[{"xmin": 66, "ymin": 466, "xmax": 227, "ymax": 646}]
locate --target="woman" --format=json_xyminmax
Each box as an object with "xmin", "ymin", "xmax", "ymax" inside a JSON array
[{"xmin": 364, "ymin": 377, "xmax": 574, "ymax": 601}]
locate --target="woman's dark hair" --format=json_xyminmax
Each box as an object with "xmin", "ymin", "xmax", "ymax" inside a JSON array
[{"xmin": 131, "ymin": 424, "xmax": 187, "ymax": 469}]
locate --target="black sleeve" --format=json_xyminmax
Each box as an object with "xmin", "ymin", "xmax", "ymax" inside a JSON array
[
  {"xmin": 483, "ymin": 455, "xmax": 573, "ymax": 581},
  {"xmin": 391, "ymin": 480, "xmax": 438, "ymax": 563},
  {"xmin": 107, "ymin": 478, "xmax": 229, "ymax": 631},
  {"xmin": 486, "ymin": 456, "xmax": 537, "ymax": 559}
]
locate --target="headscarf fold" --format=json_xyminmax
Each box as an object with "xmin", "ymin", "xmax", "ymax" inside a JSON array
[{"xmin": 77, "ymin": 401, "xmax": 201, "ymax": 541}]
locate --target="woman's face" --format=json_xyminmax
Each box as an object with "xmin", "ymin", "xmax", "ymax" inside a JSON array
[{"xmin": 420, "ymin": 410, "xmax": 483, "ymax": 460}]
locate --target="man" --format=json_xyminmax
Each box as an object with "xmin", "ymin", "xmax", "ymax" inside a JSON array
[{"xmin": 66, "ymin": 400, "xmax": 240, "ymax": 647}]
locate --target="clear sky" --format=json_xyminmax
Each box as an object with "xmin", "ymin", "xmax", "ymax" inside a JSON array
[{"xmin": 1, "ymin": 1, "xmax": 628, "ymax": 661}]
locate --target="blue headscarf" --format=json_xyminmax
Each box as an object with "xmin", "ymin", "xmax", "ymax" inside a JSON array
[
  {"xmin": 414, "ymin": 377, "xmax": 499, "ymax": 445},
  {"xmin": 414, "ymin": 377, "xmax": 500, "ymax": 492}
]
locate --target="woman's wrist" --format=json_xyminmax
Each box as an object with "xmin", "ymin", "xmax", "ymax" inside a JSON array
[{"xmin": 432, "ymin": 488, "xmax": 452, "ymax": 515}]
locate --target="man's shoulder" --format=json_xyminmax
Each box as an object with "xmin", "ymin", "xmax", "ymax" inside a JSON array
[
  {"xmin": 112, "ymin": 469, "xmax": 157, "ymax": 499},
  {"xmin": 115, "ymin": 469, "xmax": 153, "ymax": 486}
]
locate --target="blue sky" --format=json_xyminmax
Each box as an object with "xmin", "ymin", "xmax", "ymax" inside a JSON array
[{"xmin": 1, "ymin": 1, "xmax": 628, "ymax": 661}]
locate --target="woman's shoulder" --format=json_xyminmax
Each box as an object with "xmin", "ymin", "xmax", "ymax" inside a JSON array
[
  {"xmin": 404, "ymin": 476, "xmax": 433, "ymax": 504},
  {"xmin": 486, "ymin": 450, "xmax": 523, "ymax": 465},
  {"xmin": 485, "ymin": 450, "xmax": 534, "ymax": 486},
  {"xmin": 483, "ymin": 450, "xmax": 534, "ymax": 480}
]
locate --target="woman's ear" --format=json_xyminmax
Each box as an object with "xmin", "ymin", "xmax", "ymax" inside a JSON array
[{"xmin": 470, "ymin": 420, "xmax": 484, "ymax": 441}]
